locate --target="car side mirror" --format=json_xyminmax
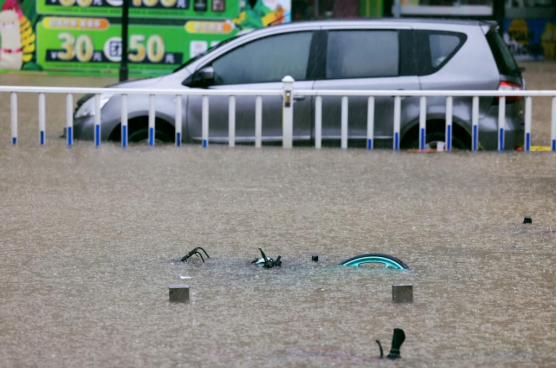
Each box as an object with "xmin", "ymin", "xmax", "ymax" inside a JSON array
[
  {"xmin": 182, "ymin": 66, "xmax": 215, "ymax": 88},
  {"xmin": 198, "ymin": 66, "xmax": 214, "ymax": 82}
]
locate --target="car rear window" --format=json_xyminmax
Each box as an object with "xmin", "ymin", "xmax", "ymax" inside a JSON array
[
  {"xmin": 326, "ymin": 30, "xmax": 399, "ymax": 79},
  {"xmin": 415, "ymin": 31, "xmax": 467, "ymax": 76},
  {"xmin": 486, "ymin": 31, "xmax": 520, "ymax": 76}
]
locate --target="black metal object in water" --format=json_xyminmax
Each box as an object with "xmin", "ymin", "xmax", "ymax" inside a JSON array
[
  {"xmin": 376, "ymin": 340, "xmax": 384, "ymax": 359},
  {"xmin": 252, "ymin": 248, "xmax": 282, "ymax": 268},
  {"xmin": 181, "ymin": 247, "xmax": 211, "ymax": 262},
  {"xmin": 377, "ymin": 328, "xmax": 406, "ymax": 360},
  {"xmin": 387, "ymin": 328, "xmax": 406, "ymax": 359}
]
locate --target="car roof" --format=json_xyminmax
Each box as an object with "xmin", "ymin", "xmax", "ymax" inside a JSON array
[{"xmin": 264, "ymin": 18, "xmax": 497, "ymax": 32}]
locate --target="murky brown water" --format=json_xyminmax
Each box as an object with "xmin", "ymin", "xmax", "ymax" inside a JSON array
[
  {"xmin": 0, "ymin": 140, "xmax": 555, "ymax": 367},
  {"xmin": 0, "ymin": 72, "xmax": 555, "ymax": 367}
]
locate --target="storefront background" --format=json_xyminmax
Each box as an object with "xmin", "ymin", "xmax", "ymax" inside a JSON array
[{"xmin": 503, "ymin": 0, "xmax": 555, "ymax": 60}]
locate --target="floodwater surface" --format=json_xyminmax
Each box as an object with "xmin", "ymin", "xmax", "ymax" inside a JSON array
[
  {"xmin": 0, "ymin": 141, "xmax": 555, "ymax": 367},
  {"xmin": 0, "ymin": 71, "xmax": 555, "ymax": 367}
]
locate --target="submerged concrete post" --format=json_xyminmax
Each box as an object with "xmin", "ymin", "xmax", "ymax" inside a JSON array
[
  {"xmin": 169, "ymin": 284, "xmax": 190, "ymax": 303},
  {"xmin": 392, "ymin": 284, "xmax": 413, "ymax": 303}
]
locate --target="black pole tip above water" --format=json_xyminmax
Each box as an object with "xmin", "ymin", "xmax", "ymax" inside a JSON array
[
  {"xmin": 387, "ymin": 328, "xmax": 406, "ymax": 360},
  {"xmin": 523, "ymin": 216, "xmax": 532, "ymax": 224},
  {"xmin": 312, "ymin": 254, "xmax": 319, "ymax": 262}
]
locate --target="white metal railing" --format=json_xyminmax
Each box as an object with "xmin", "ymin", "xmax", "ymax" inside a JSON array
[{"xmin": 1, "ymin": 76, "xmax": 555, "ymax": 152}]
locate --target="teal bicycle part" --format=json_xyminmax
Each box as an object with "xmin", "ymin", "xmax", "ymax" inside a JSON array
[{"xmin": 340, "ymin": 253, "xmax": 409, "ymax": 270}]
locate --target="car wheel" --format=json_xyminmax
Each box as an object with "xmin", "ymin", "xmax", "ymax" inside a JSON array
[
  {"xmin": 408, "ymin": 131, "xmax": 468, "ymax": 150},
  {"xmin": 128, "ymin": 128, "xmax": 173, "ymax": 144}
]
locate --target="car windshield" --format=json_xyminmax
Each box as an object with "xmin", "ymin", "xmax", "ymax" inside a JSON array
[{"xmin": 172, "ymin": 31, "xmax": 252, "ymax": 73}]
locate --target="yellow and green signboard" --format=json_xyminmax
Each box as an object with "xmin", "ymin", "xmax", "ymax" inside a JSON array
[
  {"xmin": 0, "ymin": 0, "xmax": 290, "ymax": 75},
  {"xmin": 36, "ymin": 18, "xmax": 237, "ymax": 73}
]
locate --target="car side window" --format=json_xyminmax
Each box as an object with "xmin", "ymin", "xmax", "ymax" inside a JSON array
[
  {"xmin": 210, "ymin": 32, "xmax": 313, "ymax": 85},
  {"xmin": 414, "ymin": 31, "xmax": 467, "ymax": 76},
  {"xmin": 326, "ymin": 30, "xmax": 399, "ymax": 79},
  {"xmin": 429, "ymin": 34, "xmax": 461, "ymax": 68}
]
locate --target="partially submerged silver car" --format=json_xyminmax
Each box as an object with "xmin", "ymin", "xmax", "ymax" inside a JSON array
[{"xmin": 73, "ymin": 19, "xmax": 525, "ymax": 150}]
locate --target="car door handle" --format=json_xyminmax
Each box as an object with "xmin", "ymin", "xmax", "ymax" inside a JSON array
[{"xmin": 280, "ymin": 95, "xmax": 305, "ymax": 102}]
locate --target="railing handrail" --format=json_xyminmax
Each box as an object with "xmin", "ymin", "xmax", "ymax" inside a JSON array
[
  {"xmin": 297, "ymin": 90, "xmax": 556, "ymax": 97},
  {"xmin": 0, "ymin": 86, "xmax": 283, "ymax": 96},
  {"xmin": 0, "ymin": 85, "xmax": 554, "ymax": 97}
]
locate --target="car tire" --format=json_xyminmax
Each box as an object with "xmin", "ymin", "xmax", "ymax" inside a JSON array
[
  {"xmin": 128, "ymin": 128, "xmax": 173, "ymax": 144},
  {"xmin": 408, "ymin": 131, "xmax": 468, "ymax": 150}
]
